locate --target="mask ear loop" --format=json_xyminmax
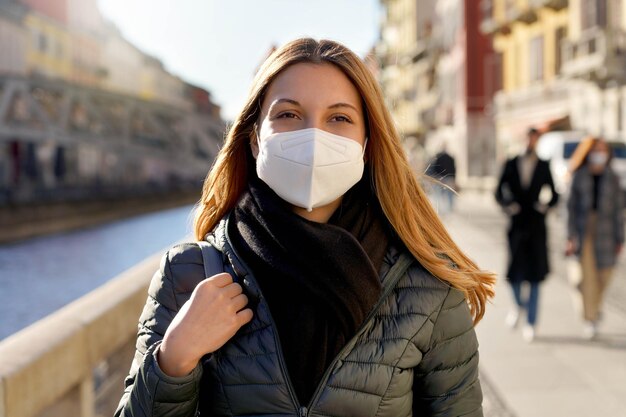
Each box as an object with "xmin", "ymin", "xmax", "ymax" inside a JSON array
[
  {"xmin": 250, "ymin": 123, "xmax": 262, "ymax": 159},
  {"xmin": 362, "ymin": 138, "xmax": 369, "ymax": 158},
  {"xmin": 252, "ymin": 123, "xmax": 260, "ymax": 143}
]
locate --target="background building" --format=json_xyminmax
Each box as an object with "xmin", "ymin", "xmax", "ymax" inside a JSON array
[
  {"xmin": 481, "ymin": 0, "xmax": 571, "ymax": 159},
  {"xmin": 481, "ymin": 0, "xmax": 626, "ymax": 161},
  {"xmin": 377, "ymin": 0, "xmax": 438, "ymax": 144},
  {"xmin": 0, "ymin": 0, "xmax": 223, "ymax": 206},
  {"xmin": 0, "ymin": 2, "xmax": 27, "ymax": 76},
  {"xmin": 378, "ymin": 0, "xmax": 498, "ymax": 187}
]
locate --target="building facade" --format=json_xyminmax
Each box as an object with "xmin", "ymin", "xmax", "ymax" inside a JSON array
[
  {"xmin": 482, "ymin": 0, "xmax": 571, "ymax": 158},
  {"xmin": 562, "ymin": 0, "xmax": 626, "ymax": 139},
  {"xmin": 0, "ymin": 0, "xmax": 223, "ymax": 205},
  {"xmin": 378, "ymin": 0, "xmax": 498, "ymax": 186},
  {"xmin": 482, "ymin": 0, "xmax": 626, "ymax": 160},
  {"xmin": 0, "ymin": 2, "xmax": 28, "ymax": 76},
  {"xmin": 430, "ymin": 0, "xmax": 498, "ymax": 185},
  {"xmin": 377, "ymin": 0, "xmax": 438, "ymax": 142}
]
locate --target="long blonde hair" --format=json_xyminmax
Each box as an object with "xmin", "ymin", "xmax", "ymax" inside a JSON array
[
  {"xmin": 194, "ymin": 38, "xmax": 495, "ymax": 323},
  {"xmin": 569, "ymin": 136, "xmax": 612, "ymax": 172}
]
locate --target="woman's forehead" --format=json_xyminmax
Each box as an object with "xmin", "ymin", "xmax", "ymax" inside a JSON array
[
  {"xmin": 262, "ymin": 63, "xmax": 362, "ymax": 109},
  {"xmin": 592, "ymin": 140, "xmax": 608, "ymax": 151}
]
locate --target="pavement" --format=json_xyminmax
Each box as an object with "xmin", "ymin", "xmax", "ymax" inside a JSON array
[{"xmin": 438, "ymin": 192, "xmax": 626, "ymax": 417}]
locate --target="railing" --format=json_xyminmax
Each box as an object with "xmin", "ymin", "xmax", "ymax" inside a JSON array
[
  {"xmin": 493, "ymin": 79, "xmax": 571, "ymax": 112},
  {"xmin": 480, "ymin": 0, "xmax": 557, "ymax": 34},
  {"xmin": 505, "ymin": 5, "xmax": 538, "ymax": 24},
  {"xmin": 0, "ymin": 249, "xmax": 167, "ymax": 417},
  {"xmin": 528, "ymin": 0, "xmax": 568, "ymax": 10}
]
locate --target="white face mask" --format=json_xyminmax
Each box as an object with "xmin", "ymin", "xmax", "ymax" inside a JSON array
[
  {"xmin": 588, "ymin": 152, "xmax": 608, "ymax": 166},
  {"xmin": 256, "ymin": 127, "xmax": 366, "ymax": 211}
]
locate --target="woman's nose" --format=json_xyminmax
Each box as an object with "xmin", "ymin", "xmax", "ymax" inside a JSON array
[{"xmin": 303, "ymin": 116, "xmax": 323, "ymax": 130}]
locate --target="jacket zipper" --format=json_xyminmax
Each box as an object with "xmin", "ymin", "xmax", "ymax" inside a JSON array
[
  {"xmin": 224, "ymin": 216, "xmax": 413, "ymax": 416},
  {"xmin": 303, "ymin": 252, "xmax": 414, "ymax": 412},
  {"xmin": 224, "ymin": 217, "xmax": 304, "ymax": 412}
]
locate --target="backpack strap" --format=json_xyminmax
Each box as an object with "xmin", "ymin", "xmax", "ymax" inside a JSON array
[{"xmin": 197, "ymin": 240, "xmax": 224, "ymax": 278}]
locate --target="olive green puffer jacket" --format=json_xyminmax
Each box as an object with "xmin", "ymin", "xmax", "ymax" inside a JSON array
[{"xmin": 115, "ymin": 216, "xmax": 483, "ymax": 417}]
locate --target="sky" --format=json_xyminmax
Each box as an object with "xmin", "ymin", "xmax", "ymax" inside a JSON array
[{"xmin": 96, "ymin": 0, "xmax": 381, "ymax": 120}]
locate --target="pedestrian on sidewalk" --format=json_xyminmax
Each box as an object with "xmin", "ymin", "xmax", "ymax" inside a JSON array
[
  {"xmin": 115, "ymin": 38, "xmax": 495, "ymax": 417},
  {"xmin": 566, "ymin": 136, "xmax": 624, "ymax": 339},
  {"xmin": 495, "ymin": 127, "xmax": 559, "ymax": 342},
  {"xmin": 426, "ymin": 144, "xmax": 458, "ymax": 215}
]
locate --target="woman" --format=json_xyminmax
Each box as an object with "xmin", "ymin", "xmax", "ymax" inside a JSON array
[
  {"xmin": 566, "ymin": 137, "xmax": 624, "ymax": 339},
  {"xmin": 115, "ymin": 38, "xmax": 495, "ymax": 417}
]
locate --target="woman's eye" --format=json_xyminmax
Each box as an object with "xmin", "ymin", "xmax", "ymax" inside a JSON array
[
  {"xmin": 331, "ymin": 115, "xmax": 352, "ymax": 123},
  {"xmin": 276, "ymin": 112, "xmax": 299, "ymax": 119}
]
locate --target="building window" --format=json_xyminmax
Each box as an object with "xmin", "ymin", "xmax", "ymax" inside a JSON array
[
  {"xmin": 581, "ymin": 0, "xmax": 607, "ymax": 30},
  {"xmin": 505, "ymin": 0, "xmax": 516, "ymax": 18},
  {"xmin": 516, "ymin": 42, "xmax": 523, "ymax": 87},
  {"xmin": 555, "ymin": 27, "xmax": 567, "ymax": 75},
  {"xmin": 484, "ymin": 52, "xmax": 503, "ymax": 97},
  {"xmin": 40, "ymin": 34, "xmax": 46, "ymax": 52},
  {"xmin": 481, "ymin": 0, "xmax": 493, "ymax": 21},
  {"xmin": 529, "ymin": 35, "xmax": 544, "ymax": 82},
  {"xmin": 36, "ymin": 32, "xmax": 47, "ymax": 53},
  {"xmin": 609, "ymin": 0, "xmax": 622, "ymax": 29},
  {"xmin": 56, "ymin": 41, "xmax": 64, "ymax": 58}
]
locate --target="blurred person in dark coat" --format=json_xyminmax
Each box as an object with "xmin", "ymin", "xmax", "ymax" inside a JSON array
[
  {"xmin": 426, "ymin": 144, "xmax": 457, "ymax": 214},
  {"xmin": 495, "ymin": 127, "xmax": 559, "ymax": 342},
  {"xmin": 566, "ymin": 137, "xmax": 624, "ymax": 339}
]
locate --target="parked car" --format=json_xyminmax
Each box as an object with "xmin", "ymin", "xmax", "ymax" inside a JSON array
[{"xmin": 536, "ymin": 131, "xmax": 626, "ymax": 199}]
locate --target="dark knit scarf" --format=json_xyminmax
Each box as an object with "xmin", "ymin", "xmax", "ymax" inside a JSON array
[{"xmin": 228, "ymin": 174, "xmax": 390, "ymax": 404}]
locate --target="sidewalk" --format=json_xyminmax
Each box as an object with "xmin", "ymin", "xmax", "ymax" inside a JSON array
[{"xmin": 440, "ymin": 192, "xmax": 626, "ymax": 417}]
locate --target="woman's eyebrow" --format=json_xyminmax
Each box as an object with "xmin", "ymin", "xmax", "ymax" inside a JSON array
[
  {"xmin": 327, "ymin": 102, "xmax": 359, "ymax": 112},
  {"xmin": 269, "ymin": 98, "xmax": 300, "ymax": 111},
  {"xmin": 268, "ymin": 99, "xmax": 359, "ymax": 113}
]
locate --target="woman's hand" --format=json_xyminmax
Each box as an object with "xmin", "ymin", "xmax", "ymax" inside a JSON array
[
  {"xmin": 158, "ymin": 273, "xmax": 254, "ymax": 377},
  {"xmin": 504, "ymin": 202, "xmax": 521, "ymax": 216},
  {"xmin": 565, "ymin": 239, "xmax": 576, "ymax": 256}
]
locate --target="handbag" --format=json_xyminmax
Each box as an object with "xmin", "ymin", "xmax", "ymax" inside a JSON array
[{"xmin": 565, "ymin": 255, "xmax": 583, "ymax": 316}]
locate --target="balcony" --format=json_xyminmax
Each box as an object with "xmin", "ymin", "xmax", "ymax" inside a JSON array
[
  {"xmin": 480, "ymin": 17, "xmax": 510, "ymax": 35},
  {"xmin": 482, "ymin": 3, "xmax": 538, "ymax": 32},
  {"xmin": 529, "ymin": 0, "xmax": 568, "ymax": 10},
  {"xmin": 494, "ymin": 81, "xmax": 570, "ymax": 112},
  {"xmin": 480, "ymin": 0, "xmax": 517, "ymax": 35},
  {"xmin": 561, "ymin": 27, "xmax": 626, "ymax": 84},
  {"xmin": 505, "ymin": 5, "xmax": 538, "ymax": 24}
]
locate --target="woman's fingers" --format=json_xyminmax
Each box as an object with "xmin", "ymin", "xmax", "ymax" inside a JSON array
[
  {"xmin": 237, "ymin": 308, "xmax": 254, "ymax": 325},
  {"xmin": 231, "ymin": 293, "xmax": 249, "ymax": 311},
  {"xmin": 159, "ymin": 272, "xmax": 255, "ymax": 377},
  {"xmin": 222, "ymin": 282, "xmax": 243, "ymax": 298},
  {"xmin": 205, "ymin": 272, "xmax": 234, "ymax": 287}
]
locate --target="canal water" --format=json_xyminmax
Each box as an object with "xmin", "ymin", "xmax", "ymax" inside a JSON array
[{"xmin": 0, "ymin": 205, "xmax": 195, "ymax": 340}]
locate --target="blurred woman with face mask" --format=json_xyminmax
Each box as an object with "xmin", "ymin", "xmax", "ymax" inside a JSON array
[{"xmin": 567, "ymin": 137, "xmax": 625, "ymax": 339}]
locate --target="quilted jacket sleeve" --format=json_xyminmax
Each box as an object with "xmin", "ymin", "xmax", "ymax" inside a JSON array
[
  {"xmin": 412, "ymin": 288, "xmax": 483, "ymax": 417},
  {"xmin": 114, "ymin": 248, "xmax": 204, "ymax": 417}
]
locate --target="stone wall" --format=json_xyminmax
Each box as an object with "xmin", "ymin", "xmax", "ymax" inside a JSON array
[{"xmin": 0, "ymin": 250, "xmax": 162, "ymax": 417}]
